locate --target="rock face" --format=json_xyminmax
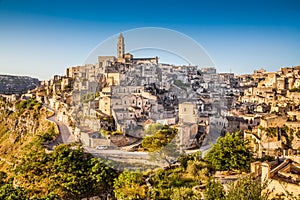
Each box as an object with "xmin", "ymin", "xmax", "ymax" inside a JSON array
[{"xmin": 0, "ymin": 75, "xmax": 39, "ymax": 94}]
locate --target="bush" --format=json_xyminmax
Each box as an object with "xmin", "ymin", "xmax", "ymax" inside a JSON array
[
  {"xmin": 142, "ymin": 126, "xmax": 178, "ymax": 152},
  {"xmin": 205, "ymin": 133, "xmax": 251, "ymax": 172}
]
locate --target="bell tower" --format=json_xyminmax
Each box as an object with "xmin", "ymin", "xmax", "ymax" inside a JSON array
[{"xmin": 117, "ymin": 33, "xmax": 125, "ymax": 59}]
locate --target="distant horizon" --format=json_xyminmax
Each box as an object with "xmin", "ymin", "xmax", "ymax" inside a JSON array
[{"xmin": 1, "ymin": 0, "xmax": 300, "ymax": 80}]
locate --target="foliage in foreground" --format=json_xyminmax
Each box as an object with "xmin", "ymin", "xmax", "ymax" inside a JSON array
[
  {"xmin": 0, "ymin": 98, "xmax": 297, "ymax": 200},
  {"xmin": 10, "ymin": 143, "xmax": 118, "ymax": 199},
  {"xmin": 114, "ymin": 152, "xmax": 213, "ymax": 200},
  {"xmin": 204, "ymin": 176, "xmax": 270, "ymax": 200},
  {"xmin": 114, "ymin": 160, "xmax": 275, "ymax": 200},
  {"xmin": 205, "ymin": 132, "xmax": 251, "ymax": 172}
]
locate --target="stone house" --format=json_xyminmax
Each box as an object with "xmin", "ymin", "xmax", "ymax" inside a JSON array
[
  {"xmin": 251, "ymin": 159, "xmax": 300, "ymax": 199},
  {"xmin": 178, "ymin": 102, "xmax": 198, "ymax": 124},
  {"xmin": 260, "ymin": 114, "xmax": 287, "ymax": 128},
  {"xmin": 80, "ymin": 127, "xmax": 110, "ymax": 147}
]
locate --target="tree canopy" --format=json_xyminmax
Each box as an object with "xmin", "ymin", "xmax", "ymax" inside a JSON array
[
  {"xmin": 142, "ymin": 126, "xmax": 178, "ymax": 152},
  {"xmin": 10, "ymin": 144, "xmax": 118, "ymax": 199},
  {"xmin": 114, "ymin": 171, "xmax": 147, "ymax": 200},
  {"xmin": 204, "ymin": 176, "xmax": 270, "ymax": 200},
  {"xmin": 205, "ymin": 133, "xmax": 251, "ymax": 172}
]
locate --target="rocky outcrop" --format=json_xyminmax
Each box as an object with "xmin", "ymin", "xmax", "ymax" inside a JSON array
[{"xmin": 0, "ymin": 74, "xmax": 39, "ymax": 94}]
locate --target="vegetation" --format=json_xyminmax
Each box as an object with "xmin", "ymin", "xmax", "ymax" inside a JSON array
[
  {"xmin": 0, "ymin": 181, "xmax": 29, "ymax": 200},
  {"xmin": 204, "ymin": 176, "xmax": 270, "ymax": 200},
  {"xmin": 265, "ymin": 127, "xmax": 279, "ymax": 138},
  {"xmin": 114, "ymin": 151, "xmax": 274, "ymax": 200},
  {"xmin": 12, "ymin": 143, "xmax": 117, "ymax": 199},
  {"xmin": 1, "ymin": 98, "xmax": 299, "ymax": 199},
  {"xmin": 173, "ymin": 79, "xmax": 191, "ymax": 88},
  {"xmin": 113, "ymin": 152, "xmax": 213, "ymax": 199},
  {"xmin": 205, "ymin": 132, "xmax": 251, "ymax": 172},
  {"xmin": 0, "ymin": 99, "xmax": 117, "ymax": 199},
  {"xmin": 142, "ymin": 125, "xmax": 178, "ymax": 152},
  {"xmin": 204, "ymin": 179, "xmax": 225, "ymax": 200},
  {"xmin": 82, "ymin": 93, "xmax": 96, "ymax": 103},
  {"xmin": 260, "ymin": 125, "xmax": 299, "ymax": 149},
  {"xmin": 15, "ymin": 98, "xmax": 42, "ymax": 111},
  {"xmin": 114, "ymin": 171, "xmax": 147, "ymax": 200},
  {"xmin": 144, "ymin": 123, "xmax": 163, "ymax": 136},
  {"xmin": 0, "ymin": 99, "xmax": 57, "ymax": 170},
  {"xmin": 0, "ymin": 143, "xmax": 118, "ymax": 199},
  {"xmin": 290, "ymin": 87, "xmax": 300, "ymax": 92},
  {"xmin": 226, "ymin": 176, "xmax": 270, "ymax": 200}
]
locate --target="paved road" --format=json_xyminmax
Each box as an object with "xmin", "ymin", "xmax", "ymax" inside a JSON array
[
  {"xmin": 48, "ymin": 114, "xmax": 75, "ymax": 144},
  {"xmin": 44, "ymin": 105, "xmax": 75, "ymax": 149},
  {"xmin": 85, "ymin": 146, "xmax": 149, "ymax": 158},
  {"xmin": 84, "ymin": 146, "xmax": 168, "ymax": 169},
  {"xmin": 43, "ymin": 105, "xmax": 210, "ymax": 169}
]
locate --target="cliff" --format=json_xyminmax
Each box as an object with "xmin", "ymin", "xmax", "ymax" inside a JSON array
[{"xmin": 0, "ymin": 74, "xmax": 39, "ymax": 94}]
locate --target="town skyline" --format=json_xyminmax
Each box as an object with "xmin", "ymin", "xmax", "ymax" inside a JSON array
[
  {"xmin": 0, "ymin": 13, "xmax": 300, "ymax": 199},
  {"xmin": 1, "ymin": 0, "xmax": 300, "ymax": 80}
]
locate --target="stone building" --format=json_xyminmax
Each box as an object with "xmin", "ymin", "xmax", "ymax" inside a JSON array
[
  {"xmin": 178, "ymin": 102, "xmax": 198, "ymax": 124},
  {"xmin": 251, "ymin": 159, "xmax": 300, "ymax": 199},
  {"xmin": 117, "ymin": 33, "xmax": 125, "ymax": 62},
  {"xmin": 177, "ymin": 102, "xmax": 199, "ymax": 148}
]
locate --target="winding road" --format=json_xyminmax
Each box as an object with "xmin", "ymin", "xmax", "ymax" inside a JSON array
[
  {"xmin": 44, "ymin": 105, "xmax": 75, "ymax": 149},
  {"xmin": 48, "ymin": 114, "xmax": 75, "ymax": 144},
  {"xmin": 44, "ymin": 105, "xmax": 212, "ymax": 170}
]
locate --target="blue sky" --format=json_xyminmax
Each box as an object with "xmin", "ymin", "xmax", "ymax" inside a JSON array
[{"xmin": 1, "ymin": 0, "xmax": 300, "ymax": 80}]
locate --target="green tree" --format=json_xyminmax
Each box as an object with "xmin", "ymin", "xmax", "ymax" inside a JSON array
[
  {"xmin": 148, "ymin": 139, "xmax": 180, "ymax": 166},
  {"xmin": 186, "ymin": 160, "xmax": 211, "ymax": 183},
  {"xmin": 205, "ymin": 133, "xmax": 251, "ymax": 172},
  {"xmin": 170, "ymin": 187, "xmax": 200, "ymax": 200},
  {"xmin": 204, "ymin": 176, "xmax": 270, "ymax": 200},
  {"xmin": 14, "ymin": 143, "xmax": 117, "ymax": 199},
  {"xmin": 226, "ymin": 176, "xmax": 269, "ymax": 200},
  {"xmin": 142, "ymin": 126, "xmax": 178, "ymax": 152},
  {"xmin": 0, "ymin": 182, "xmax": 28, "ymax": 200},
  {"xmin": 0, "ymin": 171, "xmax": 7, "ymax": 185},
  {"xmin": 114, "ymin": 171, "xmax": 147, "ymax": 200},
  {"xmin": 88, "ymin": 157, "xmax": 118, "ymax": 193},
  {"xmin": 178, "ymin": 151, "xmax": 202, "ymax": 170},
  {"xmin": 204, "ymin": 179, "xmax": 225, "ymax": 200},
  {"xmin": 144, "ymin": 123, "xmax": 163, "ymax": 136}
]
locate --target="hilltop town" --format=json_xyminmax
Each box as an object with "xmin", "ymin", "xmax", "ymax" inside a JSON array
[
  {"xmin": 27, "ymin": 34, "xmax": 238, "ymax": 151},
  {"xmin": 1, "ymin": 34, "xmax": 300, "ymax": 198}
]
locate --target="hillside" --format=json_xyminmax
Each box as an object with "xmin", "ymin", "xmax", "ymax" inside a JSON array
[
  {"xmin": 0, "ymin": 98, "xmax": 295, "ymax": 200},
  {"xmin": 0, "ymin": 98, "xmax": 57, "ymax": 173},
  {"xmin": 0, "ymin": 75, "xmax": 39, "ymax": 94},
  {"xmin": 0, "ymin": 98, "xmax": 118, "ymax": 199}
]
